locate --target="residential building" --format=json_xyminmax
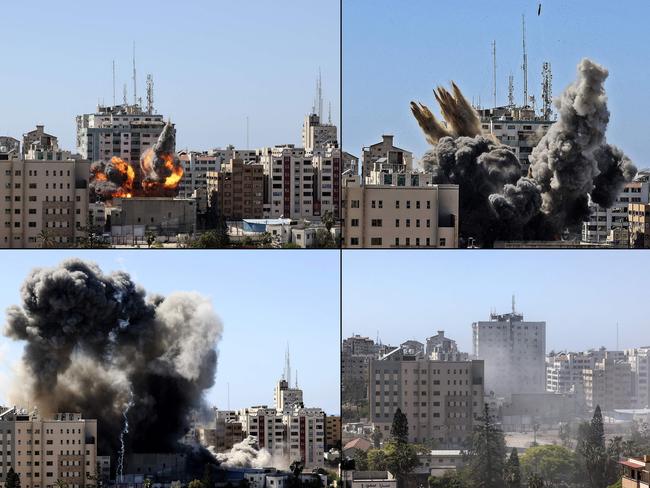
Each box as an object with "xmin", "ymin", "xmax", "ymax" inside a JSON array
[
  {"xmin": 324, "ymin": 415, "xmax": 341, "ymax": 450},
  {"xmin": 629, "ymin": 203, "xmax": 650, "ymax": 248},
  {"xmin": 302, "ymin": 114, "xmax": 337, "ymax": 152},
  {"xmin": 76, "ymin": 104, "xmax": 168, "ymax": 165},
  {"xmin": 0, "ymin": 408, "xmax": 97, "ymax": 488},
  {"xmin": 418, "ymin": 450, "xmax": 466, "ymax": 478},
  {"xmin": 22, "ymin": 125, "xmax": 59, "ymax": 158},
  {"xmin": 583, "ymin": 173, "xmax": 650, "ymax": 244},
  {"xmin": 472, "ymin": 301, "xmax": 546, "ymax": 398},
  {"xmin": 368, "ymin": 356, "xmax": 484, "ymax": 447},
  {"xmin": 478, "ymin": 106, "xmax": 552, "ymax": 175},
  {"xmin": 343, "ymin": 471, "xmax": 396, "ymax": 488},
  {"xmin": 545, "ymin": 351, "xmax": 598, "ymax": 397},
  {"xmin": 0, "ymin": 136, "xmax": 20, "ymax": 156},
  {"xmin": 274, "ymin": 379, "xmax": 304, "ymax": 413},
  {"xmin": 361, "ymin": 135, "xmax": 412, "ymax": 178},
  {"xmin": 583, "ymin": 355, "xmax": 633, "ymax": 411},
  {"xmin": 106, "ymin": 197, "xmax": 196, "ymax": 238},
  {"xmin": 620, "ymin": 456, "xmax": 650, "ymax": 488},
  {"xmin": 426, "ymin": 331, "xmax": 467, "ymax": 361},
  {"xmin": 207, "ymin": 159, "xmax": 264, "ymax": 220},
  {"xmin": 342, "ymin": 174, "xmax": 459, "ymax": 248},
  {"xmin": 627, "ymin": 348, "xmax": 650, "ymax": 408},
  {"xmin": 342, "ymin": 336, "xmax": 376, "ymax": 356},
  {"xmin": 0, "ymin": 149, "xmax": 90, "ymax": 248},
  {"xmin": 342, "ymin": 152, "xmax": 359, "ymax": 176}
]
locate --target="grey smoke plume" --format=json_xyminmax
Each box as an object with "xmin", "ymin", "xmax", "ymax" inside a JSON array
[
  {"xmin": 3, "ymin": 259, "xmax": 222, "ymax": 459},
  {"xmin": 414, "ymin": 58, "xmax": 636, "ymax": 245},
  {"xmin": 140, "ymin": 121, "xmax": 183, "ymax": 192},
  {"xmin": 211, "ymin": 436, "xmax": 274, "ymax": 469}
]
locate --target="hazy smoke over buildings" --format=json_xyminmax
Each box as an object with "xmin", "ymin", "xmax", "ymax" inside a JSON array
[
  {"xmin": 413, "ymin": 58, "xmax": 636, "ymax": 245},
  {"xmin": 3, "ymin": 259, "xmax": 222, "ymax": 458},
  {"xmin": 211, "ymin": 436, "xmax": 275, "ymax": 469}
]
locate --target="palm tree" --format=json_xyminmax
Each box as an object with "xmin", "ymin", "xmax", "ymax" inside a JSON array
[{"xmin": 38, "ymin": 229, "xmax": 56, "ymax": 248}]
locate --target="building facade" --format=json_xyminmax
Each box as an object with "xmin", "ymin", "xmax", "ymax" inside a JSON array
[
  {"xmin": 208, "ymin": 159, "xmax": 264, "ymax": 220},
  {"xmin": 361, "ymin": 135, "xmax": 413, "ymax": 178}
]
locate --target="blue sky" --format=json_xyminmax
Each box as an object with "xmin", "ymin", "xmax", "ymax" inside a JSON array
[
  {"xmin": 1, "ymin": 0, "xmax": 340, "ymax": 152},
  {"xmin": 0, "ymin": 251, "xmax": 340, "ymax": 414},
  {"xmin": 343, "ymin": 0, "xmax": 649, "ymax": 167},
  {"xmin": 343, "ymin": 250, "xmax": 650, "ymax": 354}
]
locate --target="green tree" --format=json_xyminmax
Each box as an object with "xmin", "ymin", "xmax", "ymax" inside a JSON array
[
  {"xmin": 525, "ymin": 473, "xmax": 544, "ymax": 488},
  {"xmin": 383, "ymin": 441, "xmax": 420, "ymax": 488},
  {"xmin": 577, "ymin": 405, "xmax": 608, "ymax": 488},
  {"xmin": 520, "ymin": 445, "xmax": 575, "ymax": 486},
  {"xmin": 312, "ymin": 228, "xmax": 337, "ymax": 248},
  {"xmin": 55, "ymin": 480, "xmax": 69, "ymax": 488},
  {"xmin": 352, "ymin": 449, "xmax": 369, "ymax": 471},
  {"xmin": 321, "ymin": 211, "xmax": 335, "ymax": 232},
  {"xmin": 38, "ymin": 229, "xmax": 56, "ymax": 248},
  {"xmin": 428, "ymin": 471, "xmax": 468, "ymax": 488},
  {"xmin": 6, "ymin": 468, "xmax": 21, "ymax": 488},
  {"xmin": 191, "ymin": 229, "xmax": 230, "ymax": 248},
  {"xmin": 504, "ymin": 448, "xmax": 522, "ymax": 488},
  {"xmin": 466, "ymin": 403, "xmax": 506, "ymax": 488},
  {"xmin": 143, "ymin": 479, "xmax": 152, "ymax": 488},
  {"xmin": 188, "ymin": 480, "xmax": 203, "ymax": 488},
  {"xmin": 366, "ymin": 448, "xmax": 388, "ymax": 470},
  {"xmin": 390, "ymin": 408, "xmax": 409, "ymax": 444}
]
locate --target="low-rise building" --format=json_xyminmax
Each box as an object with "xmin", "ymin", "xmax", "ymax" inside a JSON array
[{"xmin": 620, "ymin": 456, "xmax": 650, "ymax": 488}]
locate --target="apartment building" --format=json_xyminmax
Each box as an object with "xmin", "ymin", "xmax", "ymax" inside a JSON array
[
  {"xmin": 342, "ymin": 336, "xmax": 377, "ymax": 356},
  {"xmin": 477, "ymin": 106, "xmax": 552, "ymax": 175},
  {"xmin": 76, "ymin": 104, "xmax": 168, "ymax": 165},
  {"xmin": 426, "ymin": 331, "xmax": 467, "ymax": 361},
  {"xmin": 207, "ymin": 159, "xmax": 264, "ymax": 220},
  {"xmin": 620, "ymin": 456, "xmax": 650, "ymax": 488},
  {"xmin": 627, "ymin": 348, "xmax": 650, "ymax": 408},
  {"xmin": 302, "ymin": 114, "xmax": 337, "ymax": 153},
  {"xmin": 342, "ymin": 174, "xmax": 459, "ymax": 248},
  {"xmin": 324, "ymin": 415, "xmax": 341, "ymax": 450},
  {"xmin": 274, "ymin": 379, "xmax": 304, "ymax": 413},
  {"xmin": 0, "ymin": 150, "xmax": 90, "ymax": 248},
  {"xmin": 22, "ymin": 126, "xmax": 59, "ymax": 158},
  {"xmin": 629, "ymin": 203, "xmax": 650, "ymax": 248},
  {"xmin": 472, "ymin": 303, "xmax": 546, "ymax": 399},
  {"xmin": 0, "ymin": 137, "xmax": 20, "ymax": 156},
  {"xmin": 0, "ymin": 409, "xmax": 97, "ymax": 488},
  {"xmin": 583, "ymin": 172, "xmax": 650, "ymax": 244},
  {"xmin": 546, "ymin": 352, "xmax": 598, "ymax": 395},
  {"xmin": 361, "ymin": 135, "xmax": 413, "ymax": 178},
  {"xmin": 368, "ymin": 356, "xmax": 484, "ymax": 447},
  {"xmin": 583, "ymin": 355, "xmax": 633, "ymax": 411}
]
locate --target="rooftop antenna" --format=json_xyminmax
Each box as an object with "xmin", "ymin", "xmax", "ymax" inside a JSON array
[
  {"xmin": 146, "ymin": 74, "xmax": 154, "ymax": 114},
  {"xmin": 541, "ymin": 61, "xmax": 553, "ymax": 119},
  {"xmin": 508, "ymin": 73, "xmax": 515, "ymax": 107},
  {"xmin": 318, "ymin": 68, "xmax": 323, "ymax": 119},
  {"xmin": 492, "ymin": 40, "xmax": 497, "ymax": 108},
  {"xmin": 522, "ymin": 14, "xmax": 528, "ymax": 107},
  {"xmin": 112, "ymin": 60, "xmax": 116, "ymax": 106},
  {"xmin": 328, "ymin": 101, "xmax": 332, "ymax": 124},
  {"xmin": 122, "ymin": 83, "xmax": 127, "ymax": 106},
  {"xmin": 284, "ymin": 343, "xmax": 291, "ymax": 387},
  {"xmin": 295, "ymin": 370, "xmax": 298, "ymax": 389},
  {"xmin": 512, "ymin": 294, "xmax": 516, "ymax": 314},
  {"xmin": 132, "ymin": 41, "xmax": 137, "ymax": 106}
]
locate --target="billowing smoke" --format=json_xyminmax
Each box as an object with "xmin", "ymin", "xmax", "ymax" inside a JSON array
[
  {"xmin": 140, "ymin": 121, "xmax": 184, "ymax": 193},
  {"xmin": 413, "ymin": 58, "xmax": 636, "ymax": 246},
  {"xmin": 90, "ymin": 157, "xmax": 136, "ymax": 199},
  {"xmin": 210, "ymin": 436, "xmax": 274, "ymax": 469},
  {"xmin": 3, "ymin": 259, "xmax": 222, "ymax": 458}
]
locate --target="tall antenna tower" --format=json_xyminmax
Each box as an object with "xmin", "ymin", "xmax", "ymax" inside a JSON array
[
  {"xmin": 492, "ymin": 40, "xmax": 497, "ymax": 108},
  {"xmin": 521, "ymin": 14, "xmax": 528, "ymax": 107},
  {"xmin": 146, "ymin": 74, "xmax": 154, "ymax": 114},
  {"xmin": 284, "ymin": 344, "xmax": 291, "ymax": 387},
  {"xmin": 112, "ymin": 60, "xmax": 116, "ymax": 106},
  {"xmin": 122, "ymin": 83, "xmax": 127, "ymax": 106},
  {"xmin": 508, "ymin": 73, "xmax": 515, "ymax": 106},
  {"xmin": 132, "ymin": 41, "xmax": 137, "ymax": 106},
  {"xmin": 328, "ymin": 101, "xmax": 332, "ymax": 124},
  {"xmin": 541, "ymin": 62, "xmax": 553, "ymax": 119},
  {"xmin": 512, "ymin": 294, "xmax": 516, "ymax": 314},
  {"xmin": 317, "ymin": 68, "xmax": 323, "ymax": 119}
]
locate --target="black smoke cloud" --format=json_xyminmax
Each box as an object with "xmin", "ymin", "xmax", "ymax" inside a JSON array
[
  {"xmin": 4, "ymin": 259, "xmax": 222, "ymax": 457},
  {"xmin": 415, "ymin": 58, "xmax": 636, "ymax": 246}
]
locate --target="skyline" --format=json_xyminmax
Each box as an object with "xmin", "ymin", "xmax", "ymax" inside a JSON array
[
  {"xmin": 0, "ymin": 250, "xmax": 341, "ymax": 415},
  {"xmin": 343, "ymin": 0, "xmax": 650, "ymax": 167},
  {"xmin": 342, "ymin": 250, "xmax": 650, "ymax": 355},
  {"xmin": 1, "ymin": 0, "xmax": 340, "ymax": 152}
]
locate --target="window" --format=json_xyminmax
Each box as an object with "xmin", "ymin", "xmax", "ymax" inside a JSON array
[
  {"xmin": 439, "ymin": 238, "xmax": 447, "ymax": 247},
  {"xmin": 370, "ymin": 237, "xmax": 382, "ymax": 246},
  {"xmin": 350, "ymin": 237, "xmax": 359, "ymax": 246},
  {"xmin": 395, "ymin": 219, "xmax": 400, "ymax": 227},
  {"xmin": 350, "ymin": 218, "xmax": 359, "ymax": 227},
  {"xmin": 371, "ymin": 219, "xmax": 383, "ymax": 227},
  {"xmin": 351, "ymin": 200, "xmax": 360, "ymax": 208}
]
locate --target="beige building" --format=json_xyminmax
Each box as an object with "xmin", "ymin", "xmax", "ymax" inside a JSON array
[
  {"xmin": 620, "ymin": 456, "xmax": 650, "ymax": 488},
  {"xmin": 342, "ymin": 174, "xmax": 459, "ymax": 248},
  {"xmin": 361, "ymin": 135, "xmax": 412, "ymax": 178},
  {"xmin": 302, "ymin": 114, "xmax": 337, "ymax": 153},
  {"xmin": 629, "ymin": 202, "xmax": 650, "ymax": 248},
  {"xmin": 107, "ymin": 197, "xmax": 196, "ymax": 237},
  {"xmin": 0, "ymin": 153, "xmax": 90, "ymax": 248},
  {"xmin": 207, "ymin": 159, "xmax": 264, "ymax": 220},
  {"xmin": 368, "ymin": 356, "xmax": 484, "ymax": 447},
  {"xmin": 0, "ymin": 409, "xmax": 97, "ymax": 488},
  {"xmin": 324, "ymin": 415, "xmax": 341, "ymax": 450},
  {"xmin": 583, "ymin": 356, "xmax": 633, "ymax": 411}
]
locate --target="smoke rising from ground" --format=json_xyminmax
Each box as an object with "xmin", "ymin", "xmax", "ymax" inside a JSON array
[
  {"xmin": 211, "ymin": 436, "xmax": 274, "ymax": 469},
  {"xmin": 3, "ymin": 259, "xmax": 222, "ymax": 458},
  {"xmin": 413, "ymin": 58, "xmax": 636, "ymax": 246}
]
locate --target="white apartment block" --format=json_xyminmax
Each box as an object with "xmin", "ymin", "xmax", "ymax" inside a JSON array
[
  {"xmin": 76, "ymin": 104, "xmax": 168, "ymax": 164},
  {"xmin": 239, "ymin": 406, "xmax": 287, "ymax": 459},
  {"xmin": 546, "ymin": 352, "xmax": 598, "ymax": 395},
  {"xmin": 302, "ymin": 114, "xmax": 337, "ymax": 153},
  {"xmin": 274, "ymin": 380, "xmax": 304, "ymax": 413},
  {"xmin": 260, "ymin": 145, "xmax": 340, "ymax": 220},
  {"xmin": 342, "ymin": 173, "xmax": 459, "ymax": 248},
  {"xmin": 0, "ymin": 153, "xmax": 90, "ymax": 248},
  {"xmin": 472, "ymin": 305, "xmax": 546, "ymax": 399},
  {"xmin": 368, "ymin": 357, "xmax": 484, "ymax": 447},
  {"xmin": 0, "ymin": 409, "xmax": 97, "ymax": 488},
  {"xmin": 627, "ymin": 347, "xmax": 650, "ymax": 408},
  {"xmin": 582, "ymin": 174, "xmax": 650, "ymax": 244},
  {"xmin": 478, "ymin": 106, "xmax": 552, "ymax": 175},
  {"xmin": 583, "ymin": 356, "xmax": 633, "ymax": 411}
]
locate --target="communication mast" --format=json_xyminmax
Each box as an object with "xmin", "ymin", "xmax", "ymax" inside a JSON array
[
  {"xmin": 492, "ymin": 40, "xmax": 497, "ymax": 108},
  {"xmin": 541, "ymin": 62, "xmax": 553, "ymax": 119},
  {"xmin": 122, "ymin": 83, "xmax": 127, "ymax": 106},
  {"xmin": 508, "ymin": 74, "xmax": 515, "ymax": 107},
  {"xmin": 521, "ymin": 14, "xmax": 528, "ymax": 107},
  {"xmin": 146, "ymin": 74, "xmax": 154, "ymax": 114}
]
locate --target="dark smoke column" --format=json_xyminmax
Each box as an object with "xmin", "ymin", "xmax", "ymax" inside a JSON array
[{"xmin": 3, "ymin": 259, "xmax": 222, "ymax": 458}]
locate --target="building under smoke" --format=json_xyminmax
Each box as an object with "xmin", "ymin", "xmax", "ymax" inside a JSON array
[
  {"xmin": 411, "ymin": 59, "xmax": 637, "ymax": 246},
  {"xmin": 3, "ymin": 259, "xmax": 223, "ymax": 466}
]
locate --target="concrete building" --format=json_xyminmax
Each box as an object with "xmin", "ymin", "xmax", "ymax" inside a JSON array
[
  {"xmin": 368, "ymin": 356, "xmax": 484, "ymax": 447},
  {"xmin": 324, "ymin": 415, "xmax": 341, "ymax": 450},
  {"xmin": 478, "ymin": 106, "xmax": 552, "ymax": 175},
  {"xmin": 343, "ymin": 471, "xmax": 396, "ymax": 488},
  {"xmin": 106, "ymin": 197, "xmax": 196, "ymax": 238},
  {"xmin": 342, "ymin": 174, "xmax": 459, "ymax": 248},
  {"xmin": 22, "ymin": 125, "xmax": 59, "ymax": 158},
  {"xmin": 274, "ymin": 379, "xmax": 304, "ymax": 413},
  {"xmin": 361, "ymin": 135, "xmax": 412, "ymax": 178},
  {"xmin": 418, "ymin": 450, "xmax": 466, "ymax": 478},
  {"xmin": 583, "ymin": 173, "xmax": 650, "ymax": 244},
  {"xmin": 0, "ymin": 408, "xmax": 97, "ymax": 488},
  {"xmin": 342, "ymin": 152, "xmax": 359, "ymax": 176},
  {"xmin": 0, "ymin": 137, "xmax": 20, "ymax": 156},
  {"xmin": 472, "ymin": 301, "xmax": 546, "ymax": 399},
  {"xmin": 207, "ymin": 159, "xmax": 264, "ymax": 220},
  {"xmin": 583, "ymin": 355, "xmax": 633, "ymax": 411},
  {"xmin": 342, "ymin": 336, "xmax": 377, "ymax": 356},
  {"xmin": 620, "ymin": 456, "xmax": 650, "ymax": 488},
  {"xmin": 546, "ymin": 351, "xmax": 598, "ymax": 397},
  {"xmin": 629, "ymin": 202, "xmax": 650, "ymax": 248},
  {"xmin": 302, "ymin": 114, "xmax": 337, "ymax": 153},
  {"xmin": 76, "ymin": 104, "xmax": 168, "ymax": 165},
  {"xmin": 0, "ymin": 150, "xmax": 90, "ymax": 248},
  {"xmin": 627, "ymin": 348, "xmax": 650, "ymax": 408},
  {"xmin": 425, "ymin": 331, "xmax": 467, "ymax": 361}
]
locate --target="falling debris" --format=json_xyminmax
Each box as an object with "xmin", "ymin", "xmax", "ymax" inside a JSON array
[
  {"xmin": 538, "ymin": 2, "xmax": 542, "ymax": 16},
  {"xmin": 4, "ymin": 259, "xmax": 223, "ymax": 458},
  {"xmin": 413, "ymin": 58, "xmax": 636, "ymax": 246},
  {"xmin": 211, "ymin": 436, "xmax": 274, "ymax": 469}
]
